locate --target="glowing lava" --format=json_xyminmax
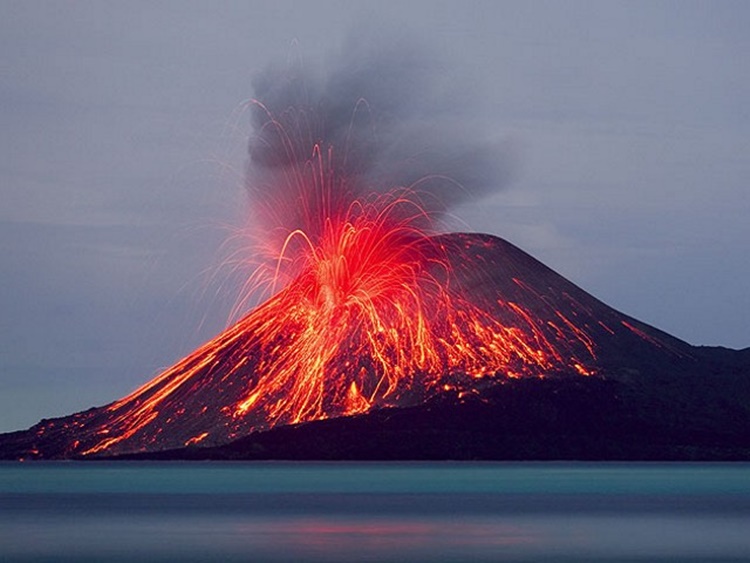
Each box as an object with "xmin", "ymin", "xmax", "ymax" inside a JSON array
[{"xmin": 25, "ymin": 99, "xmax": 620, "ymax": 458}]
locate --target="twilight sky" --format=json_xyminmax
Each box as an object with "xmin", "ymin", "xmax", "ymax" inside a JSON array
[{"xmin": 1, "ymin": 1, "xmax": 748, "ymax": 432}]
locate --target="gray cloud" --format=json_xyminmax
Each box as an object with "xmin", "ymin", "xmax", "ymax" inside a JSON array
[{"xmin": 247, "ymin": 29, "xmax": 512, "ymax": 236}]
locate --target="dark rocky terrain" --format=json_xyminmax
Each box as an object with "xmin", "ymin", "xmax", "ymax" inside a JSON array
[{"xmin": 2, "ymin": 233, "xmax": 748, "ymax": 460}]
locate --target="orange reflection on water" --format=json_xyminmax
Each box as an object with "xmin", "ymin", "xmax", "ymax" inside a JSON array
[{"xmin": 236, "ymin": 516, "xmax": 536, "ymax": 556}]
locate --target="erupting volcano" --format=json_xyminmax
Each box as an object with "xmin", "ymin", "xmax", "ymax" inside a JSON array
[{"xmin": 2, "ymin": 45, "xmax": 748, "ymax": 461}]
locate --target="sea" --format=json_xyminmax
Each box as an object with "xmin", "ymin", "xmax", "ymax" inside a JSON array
[{"xmin": 1, "ymin": 462, "xmax": 749, "ymax": 562}]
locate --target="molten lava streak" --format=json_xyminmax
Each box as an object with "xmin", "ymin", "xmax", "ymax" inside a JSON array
[{"xmin": 59, "ymin": 105, "xmax": 601, "ymax": 457}]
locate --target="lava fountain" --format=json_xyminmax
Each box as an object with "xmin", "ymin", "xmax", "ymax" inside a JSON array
[
  {"xmin": 21, "ymin": 47, "xmax": 610, "ymax": 458},
  {"xmin": 67, "ymin": 104, "xmax": 597, "ymax": 457}
]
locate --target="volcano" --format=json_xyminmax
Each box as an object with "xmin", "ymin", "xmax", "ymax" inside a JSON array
[
  {"xmin": 2, "ymin": 232, "xmax": 749, "ymax": 461},
  {"xmin": 5, "ymin": 47, "xmax": 747, "ymax": 461}
]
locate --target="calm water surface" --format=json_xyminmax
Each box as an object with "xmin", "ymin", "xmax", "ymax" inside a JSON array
[{"xmin": 1, "ymin": 462, "xmax": 749, "ymax": 562}]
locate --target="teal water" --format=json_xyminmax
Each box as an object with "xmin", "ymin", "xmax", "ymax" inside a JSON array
[{"xmin": 1, "ymin": 462, "xmax": 749, "ymax": 562}]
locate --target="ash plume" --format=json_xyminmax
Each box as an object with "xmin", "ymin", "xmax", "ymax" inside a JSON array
[{"xmin": 246, "ymin": 31, "xmax": 511, "ymax": 229}]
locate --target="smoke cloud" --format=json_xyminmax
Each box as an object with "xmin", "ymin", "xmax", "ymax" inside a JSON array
[{"xmin": 246, "ymin": 30, "xmax": 511, "ymax": 228}]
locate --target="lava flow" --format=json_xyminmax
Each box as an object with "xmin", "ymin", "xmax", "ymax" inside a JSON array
[
  {"xmin": 71, "ymin": 225, "xmax": 599, "ymax": 457},
  {"xmin": 21, "ymin": 83, "xmax": 620, "ymax": 458},
  {"xmin": 2, "ymin": 46, "xmax": 736, "ymax": 462},
  {"xmin": 44, "ymin": 140, "xmax": 601, "ymax": 457}
]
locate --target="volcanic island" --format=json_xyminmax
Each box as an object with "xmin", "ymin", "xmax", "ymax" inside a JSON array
[
  {"xmin": 2, "ymin": 61, "xmax": 748, "ymax": 462},
  {"xmin": 2, "ymin": 229, "xmax": 748, "ymax": 461}
]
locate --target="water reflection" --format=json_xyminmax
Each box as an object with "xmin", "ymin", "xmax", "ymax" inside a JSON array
[
  {"xmin": 2, "ymin": 463, "xmax": 750, "ymax": 562},
  {"xmin": 4, "ymin": 512, "xmax": 750, "ymax": 562},
  {"xmin": 245, "ymin": 517, "xmax": 535, "ymax": 555}
]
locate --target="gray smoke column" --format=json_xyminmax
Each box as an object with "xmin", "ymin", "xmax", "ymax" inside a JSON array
[
  {"xmin": 246, "ymin": 31, "xmax": 510, "ymax": 230},
  {"xmin": 234, "ymin": 30, "xmax": 515, "ymax": 313}
]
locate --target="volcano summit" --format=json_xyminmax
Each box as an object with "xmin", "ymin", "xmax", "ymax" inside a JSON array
[
  {"xmin": 2, "ymin": 45, "xmax": 749, "ymax": 460},
  {"xmin": 2, "ymin": 231, "xmax": 749, "ymax": 460}
]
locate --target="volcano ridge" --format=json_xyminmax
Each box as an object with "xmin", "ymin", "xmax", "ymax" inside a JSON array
[{"xmin": 1, "ymin": 233, "xmax": 748, "ymax": 460}]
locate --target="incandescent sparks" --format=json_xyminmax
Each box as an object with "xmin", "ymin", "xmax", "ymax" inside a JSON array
[
  {"xmin": 70, "ymin": 98, "xmax": 601, "ymax": 457},
  {"xmin": 30, "ymin": 47, "xmax": 628, "ymax": 458},
  {"xmin": 11, "ymin": 45, "xmax": 699, "ymax": 461}
]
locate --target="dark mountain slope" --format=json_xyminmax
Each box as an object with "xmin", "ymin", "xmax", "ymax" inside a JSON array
[{"xmin": 1, "ymin": 233, "xmax": 748, "ymax": 460}]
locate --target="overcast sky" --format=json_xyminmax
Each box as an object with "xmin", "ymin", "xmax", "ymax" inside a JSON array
[{"xmin": 2, "ymin": 1, "xmax": 748, "ymax": 432}]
